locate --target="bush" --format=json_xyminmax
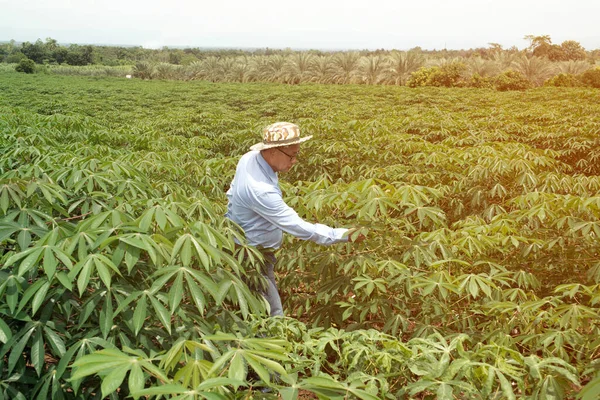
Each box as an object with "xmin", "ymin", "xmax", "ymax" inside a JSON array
[
  {"xmin": 15, "ymin": 58, "xmax": 36, "ymax": 74},
  {"xmin": 579, "ymin": 67, "xmax": 600, "ymax": 88},
  {"xmin": 407, "ymin": 66, "xmax": 436, "ymax": 87},
  {"xmin": 429, "ymin": 62, "xmax": 467, "ymax": 87},
  {"xmin": 408, "ymin": 62, "xmax": 467, "ymax": 88},
  {"xmin": 544, "ymin": 73, "xmax": 582, "ymax": 87},
  {"xmin": 493, "ymin": 70, "xmax": 532, "ymax": 91},
  {"xmin": 467, "ymin": 73, "xmax": 494, "ymax": 88},
  {"xmin": 6, "ymin": 51, "xmax": 27, "ymax": 64}
]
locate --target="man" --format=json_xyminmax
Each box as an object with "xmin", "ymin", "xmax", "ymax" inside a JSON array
[{"xmin": 226, "ymin": 122, "xmax": 364, "ymax": 316}]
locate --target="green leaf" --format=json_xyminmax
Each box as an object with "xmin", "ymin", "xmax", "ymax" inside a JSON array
[
  {"xmin": 0, "ymin": 317, "xmax": 12, "ymax": 343},
  {"xmin": 5, "ymin": 276, "xmax": 20, "ymax": 314},
  {"xmin": 149, "ymin": 296, "xmax": 171, "ymax": 335},
  {"xmin": 579, "ymin": 375, "xmax": 600, "ymax": 400},
  {"xmin": 279, "ymin": 386, "xmax": 299, "ymax": 400},
  {"xmin": 31, "ymin": 329, "xmax": 44, "ymax": 376},
  {"xmin": 43, "ymin": 325, "xmax": 66, "ymax": 357},
  {"xmin": 16, "ymin": 278, "xmax": 45, "ymax": 315},
  {"xmin": 185, "ymin": 274, "xmax": 206, "ymax": 315},
  {"xmin": 437, "ymin": 382, "xmax": 453, "ymax": 400},
  {"xmin": 131, "ymin": 384, "xmax": 189, "ymax": 397},
  {"xmin": 100, "ymin": 293, "xmax": 114, "ymax": 339},
  {"xmin": 31, "ymin": 280, "xmax": 51, "ymax": 315},
  {"xmin": 168, "ymin": 271, "xmax": 184, "ymax": 313},
  {"xmin": 132, "ymin": 295, "xmax": 147, "ymax": 335},
  {"xmin": 128, "ymin": 363, "xmax": 145, "ymax": 396},
  {"xmin": 497, "ymin": 370, "xmax": 516, "ymax": 400},
  {"xmin": 17, "ymin": 247, "xmax": 44, "ymax": 277},
  {"xmin": 8, "ymin": 326, "xmax": 35, "ymax": 375},
  {"xmin": 101, "ymin": 362, "xmax": 131, "ymax": 398},
  {"xmin": 244, "ymin": 352, "xmax": 271, "ymax": 383},
  {"xmin": 76, "ymin": 258, "xmax": 93, "ymax": 296},
  {"xmin": 55, "ymin": 271, "xmax": 73, "ymax": 291},
  {"xmin": 43, "ymin": 246, "xmax": 57, "ymax": 278},
  {"xmin": 228, "ymin": 352, "xmax": 246, "ymax": 382}
]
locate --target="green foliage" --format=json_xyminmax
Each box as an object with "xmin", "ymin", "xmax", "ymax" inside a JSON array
[
  {"xmin": 407, "ymin": 62, "xmax": 467, "ymax": 87},
  {"xmin": 545, "ymin": 73, "xmax": 583, "ymax": 87},
  {"xmin": 1, "ymin": 73, "xmax": 600, "ymax": 398},
  {"xmin": 14, "ymin": 58, "xmax": 36, "ymax": 74},
  {"xmin": 493, "ymin": 70, "xmax": 533, "ymax": 91},
  {"xmin": 579, "ymin": 67, "xmax": 600, "ymax": 88}
]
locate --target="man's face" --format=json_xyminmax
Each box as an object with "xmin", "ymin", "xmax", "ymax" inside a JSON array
[{"xmin": 272, "ymin": 144, "xmax": 300, "ymax": 173}]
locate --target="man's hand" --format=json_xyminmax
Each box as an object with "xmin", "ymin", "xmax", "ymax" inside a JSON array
[{"xmin": 347, "ymin": 228, "xmax": 366, "ymax": 243}]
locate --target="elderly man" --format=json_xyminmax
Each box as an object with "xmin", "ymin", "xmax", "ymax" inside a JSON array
[{"xmin": 226, "ymin": 122, "xmax": 364, "ymax": 316}]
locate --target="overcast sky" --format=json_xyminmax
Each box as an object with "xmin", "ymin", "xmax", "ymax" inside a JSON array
[{"xmin": 1, "ymin": 0, "xmax": 599, "ymax": 51}]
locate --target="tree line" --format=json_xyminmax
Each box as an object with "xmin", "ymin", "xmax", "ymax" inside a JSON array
[
  {"xmin": 2, "ymin": 35, "xmax": 599, "ymax": 67},
  {"xmin": 4, "ymin": 36, "xmax": 600, "ymax": 90}
]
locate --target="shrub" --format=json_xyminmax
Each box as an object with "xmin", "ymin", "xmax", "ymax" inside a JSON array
[
  {"xmin": 407, "ymin": 62, "xmax": 467, "ymax": 88},
  {"xmin": 6, "ymin": 51, "xmax": 27, "ymax": 63},
  {"xmin": 15, "ymin": 58, "xmax": 36, "ymax": 74},
  {"xmin": 467, "ymin": 73, "xmax": 494, "ymax": 88},
  {"xmin": 579, "ymin": 67, "xmax": 600, "ymax": 88},
  {"xmin": 133, "ymin": 61, "xmax": 154, "ymax": 79},
  {"xmin": 428, "ymin": 62, "xmax": 467, "ymax": 87},
  {"xmin": 407, "ymin": 66, "xmax": 437, "ymax": 87},
  {"xmin": 544, "ymin": 73, "xmax": 582, "ymax": 87},
  {"xmin": 493, "ymin": 70, "xmax": 532, "ymax": 91}
]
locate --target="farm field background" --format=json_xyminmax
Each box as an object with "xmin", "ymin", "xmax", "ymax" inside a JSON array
[{"xmin": 1, "ymin": 72, "xmax": 600, "ymax": 399}]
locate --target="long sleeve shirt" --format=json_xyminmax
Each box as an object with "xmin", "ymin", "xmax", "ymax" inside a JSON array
[{"xmin": 225, "ymin": 151, "xmax": 348, "ymax": 249}]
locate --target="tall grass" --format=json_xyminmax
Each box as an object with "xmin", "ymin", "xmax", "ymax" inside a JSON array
[
  {"xmin": 3, "ymin": 52, "xmax": 598, "ymax": 87},
  {"xmin": 49, "ymin": 64, "xmax": 133, "ymax": 77}
]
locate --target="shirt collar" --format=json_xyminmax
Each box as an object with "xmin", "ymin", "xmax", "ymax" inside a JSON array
[{"xmin": 257, "ymin": 151, "xmax": 278, "ymax": 185}]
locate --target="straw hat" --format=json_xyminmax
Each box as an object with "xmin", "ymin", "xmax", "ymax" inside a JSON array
[{"xmin": 250, "ymin": 122, "xmax": 312, "ymax": 151}]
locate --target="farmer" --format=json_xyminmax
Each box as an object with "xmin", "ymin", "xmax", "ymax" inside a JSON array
[{"xmin": 226, "ymin": 122, "xmax": 365, "ymax": 316}]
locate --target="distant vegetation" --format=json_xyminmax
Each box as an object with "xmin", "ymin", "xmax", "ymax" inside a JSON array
[{"xmin": 2, "ymin": 36, "xmax": 600, "ymax": 89}]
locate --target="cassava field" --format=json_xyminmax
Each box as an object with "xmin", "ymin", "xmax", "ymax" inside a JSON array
[{"xmin": 1, "ymin": 72, "xmax": 600, "ymax": 399}]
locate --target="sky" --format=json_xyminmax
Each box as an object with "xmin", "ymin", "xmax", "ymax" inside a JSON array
[{"xmin": 1, "ymin": 0, "xmax": 600, "ymax": 51}]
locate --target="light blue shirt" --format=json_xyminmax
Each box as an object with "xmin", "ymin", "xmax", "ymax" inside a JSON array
[{"xmin": 226, "ymin": 151, "xmax": 348, "ymax": 249}]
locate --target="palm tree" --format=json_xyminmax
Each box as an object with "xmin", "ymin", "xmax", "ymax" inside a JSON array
[
  {"xmin": 153, "ymin": 62, "xmax": 181, "ymax": 80},
  {"xmin": 357, "ymin": 55, "xmax": 387, "ymax": 85},
  {"xmin": 227, "ymin": 57, "xmax": 251, "ymax": 82},
  {"xmin": 557, "ymin": 60, "xmax": 593, "ymax": 75},
  {"xmin": 133, "ymin": 61, "xmax": 154, "ymax": 80},
  {"xmin": 331, "ymin": 52, "xmax": 360, "ymax": 84},
  {"xmin": 306, "ymin": 55, "xmax": 334, "ymax": 83},
  {"xmin": 186, "ymin": 60, "xmax": 205, "ymax": 81},
  {"xmin": 383, "ymin": 51, "xmax": 425, "ymax": 85},
  {"xmin": 492, "ymin": 51, "xmax": 518, "ymax": 72},
  {"xmin": 511, "ymin": 55, "xmax": 557, "ymax": 86},
  {"xmin": 200, "ymin": 57, "xmax": 223, "ymax": 82},
  {"xmin": 282, "ymin": 52, "xmax": 314, "ymax": 84},
  {"xmin": 465, "ymin": 57, "xmax": 499, "ymax": 78},
  {"xmin": 267, "ymin": 55, "xmax": 286, "ymax": 82}
]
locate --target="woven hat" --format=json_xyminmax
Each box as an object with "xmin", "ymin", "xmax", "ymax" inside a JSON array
[{"xmin": 250, "ymin": 122, "xmax": 312, "ymax": 151}]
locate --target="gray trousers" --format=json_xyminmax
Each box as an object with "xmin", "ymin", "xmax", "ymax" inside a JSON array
[{"xmin": 261, "ymin": 253, "xmax": 284, "ymax": 317}]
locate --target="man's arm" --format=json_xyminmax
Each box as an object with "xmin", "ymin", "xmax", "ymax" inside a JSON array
[{"xmin": 252, "ymin": 189, "xmax": 349, "ymax": 246}]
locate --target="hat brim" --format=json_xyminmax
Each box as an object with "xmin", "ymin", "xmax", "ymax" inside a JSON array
[{"xmin": 250, "ymin": 135, "xmax": 312, "ymax": 151}]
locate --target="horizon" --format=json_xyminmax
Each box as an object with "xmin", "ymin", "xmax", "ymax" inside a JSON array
[{"xmin": 2, "ymin": 37, "xmax": 600, "ymax": 53}]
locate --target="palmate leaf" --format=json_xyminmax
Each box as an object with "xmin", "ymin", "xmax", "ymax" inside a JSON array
[
  {"xmin": 0, "ymin": 178, "xmax": 26, "ymax": 213},
  {"xmin": 4, "ymin": 242, "xmax": 73, "ymax": 279},
  {"xmin": 138, "ymin": 204, "xmax": 184, "ymax": 231},
  {"xmin": 171, "ymin": 233, "xmax": 211, "ymax": 269},
  {"xmin": 69, "ymin": 252, "xmax": 121, "ymax": 295},
  {"xmin": 71, "ymin": 347, "xmax": 169, "ymax": 398},
  {"xmin": 132, "ymin": 380, "xmax": 240, "ymax": 400}
]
